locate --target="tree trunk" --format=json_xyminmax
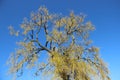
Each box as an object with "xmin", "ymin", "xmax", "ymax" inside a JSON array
[
  {"xmin": 61, "ymin": 72, "xmax": 70, "ymax": 80},
  {"xmin": 62, "ymin": 75, "xmax": 70, "ymax": 80},
  {"xmin": 66, "ymin": 75, "xmax": 70, "ymax": 80}
]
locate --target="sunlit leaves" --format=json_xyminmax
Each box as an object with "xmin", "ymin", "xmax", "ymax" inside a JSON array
[{"xmin": 8, "ymin": 26, "xmax": 19, "ymax": 36}]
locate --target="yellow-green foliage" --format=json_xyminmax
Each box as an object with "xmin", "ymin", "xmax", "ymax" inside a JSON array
[{"xmin": 8, "ymin": 6, "xmax": 110, "ymax": 80}]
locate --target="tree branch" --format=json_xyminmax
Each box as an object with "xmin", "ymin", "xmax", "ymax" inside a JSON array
[{"xmin": 31, "ymin": 40, "xmax": 52, "ymax": 53}]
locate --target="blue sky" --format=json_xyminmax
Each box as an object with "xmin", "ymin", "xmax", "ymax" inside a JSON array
[{"xmin": 0, "ymin": 0, "xmax": 120, "ymax": 80}]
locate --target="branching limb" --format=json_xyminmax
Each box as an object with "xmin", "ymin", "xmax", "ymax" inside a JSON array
[{"xmin": 31, "ymin": 40, "xmax": 52, "ymax": 53}]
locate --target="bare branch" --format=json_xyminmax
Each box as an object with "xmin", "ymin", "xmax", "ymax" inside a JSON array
[{"xmin": 31, "ymin": 40, "xmax": 52, "ymax": 53}]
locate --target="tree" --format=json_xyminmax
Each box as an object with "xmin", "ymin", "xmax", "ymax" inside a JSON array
[{"xmin": 8, "ymin": 6, "xmax": 110, "ymax": 80}]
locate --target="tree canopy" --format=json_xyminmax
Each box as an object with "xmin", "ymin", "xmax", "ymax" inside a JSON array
[{"xmin": 8, "ymin": 6, "xmax": 110, "ymax": 80}]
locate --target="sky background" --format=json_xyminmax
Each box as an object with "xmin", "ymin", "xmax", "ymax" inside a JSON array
[{"xmin": 0, "ymin": 0, "xmax": 120, "ymax": 80}]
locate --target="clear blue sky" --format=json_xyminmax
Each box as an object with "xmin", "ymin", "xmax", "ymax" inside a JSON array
[{"xmin": 0, "ymin": 0, "xmax": 120, "ymax": 80}]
